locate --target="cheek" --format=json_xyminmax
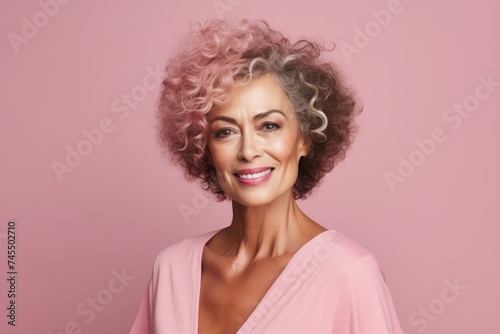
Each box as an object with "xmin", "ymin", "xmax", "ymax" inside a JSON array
[
  {"xmin": 208, "ymin": 143, "xmax": 232, "ymax": 172},
  {"xmin": 268, "ymin": 135, "xmax": 302, "ymax": 163}
]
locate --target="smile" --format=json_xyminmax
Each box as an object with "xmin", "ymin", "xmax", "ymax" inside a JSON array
[
  {"xmin": 234, "ymin": 168, "xmax": 274, "ymax": 186},
  {"xmin": 237, "ymin": 168, "xmax": 272, "ymax": 179}
]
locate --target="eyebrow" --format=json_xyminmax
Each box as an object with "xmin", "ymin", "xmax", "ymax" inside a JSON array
[{"xmin": 209, "ymin": 109, "xmax": 287, "ymax": 124}]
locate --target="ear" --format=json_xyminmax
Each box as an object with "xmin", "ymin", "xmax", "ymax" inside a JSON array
[{"xmin": 297, "ymin": 135, "xmax": 309, "ymax": 158}]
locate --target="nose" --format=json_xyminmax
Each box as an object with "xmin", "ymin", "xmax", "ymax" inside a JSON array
[{"xmin": 237, "ymin": 130, "xmax": 263, "ymax": 162}]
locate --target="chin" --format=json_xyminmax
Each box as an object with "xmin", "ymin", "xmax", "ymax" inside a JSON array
[{"xmin": 229, "ymin": 187, "xmax": 293, "ymax": 208}]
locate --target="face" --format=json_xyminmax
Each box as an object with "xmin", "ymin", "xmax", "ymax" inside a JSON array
[{"xmin": 207, "ymin": 75, "xmax": 307, "ymax": 207}]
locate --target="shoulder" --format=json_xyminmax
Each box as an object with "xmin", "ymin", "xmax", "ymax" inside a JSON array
[
  {"xmin": 321, "ymin": 231, "xmax": 403, "ymax": 333},
  {"xmin": 153, "ymin": 229, "xmax": 220, "ymax": 272},
  {"xmin": 317, "ymin": 229, "xmax": 386, "ymax": 281},
  {"xmin": 319, "ymin": 229, "xmax": 375, "ymax": 262}
]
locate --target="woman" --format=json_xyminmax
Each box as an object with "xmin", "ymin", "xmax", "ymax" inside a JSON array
[{"xmin": 130, "ymin": 19, "xmax": 403, "ymax": 333}]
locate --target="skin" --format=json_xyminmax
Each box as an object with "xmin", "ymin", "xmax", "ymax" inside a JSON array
[{"xmin": 198, "ymin": 75, "xmax": 327, "ymax": 334}]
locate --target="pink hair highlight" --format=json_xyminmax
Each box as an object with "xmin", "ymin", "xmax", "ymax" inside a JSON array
[{"xmin": 156, "ymin": 18, "xmax": 361, "ymax": 200}]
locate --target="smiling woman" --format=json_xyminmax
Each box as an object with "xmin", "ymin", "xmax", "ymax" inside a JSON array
[
  {"xmin": 207, "ymin": 75, "xmax": 307, "ymax": 207},
  {"xmin": 129, "ymin": 19, "xmax": 403, "ymax": 334}
]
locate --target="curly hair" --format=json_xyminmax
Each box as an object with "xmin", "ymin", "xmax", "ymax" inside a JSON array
[{"xmin": 157, "ymin": 18, "xmax": 362, "ymax": 201}]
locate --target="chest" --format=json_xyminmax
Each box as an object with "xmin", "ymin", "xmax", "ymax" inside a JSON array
[{"xmin": 197, "ymin": 256, "xmax": 291, "ymax": 334}]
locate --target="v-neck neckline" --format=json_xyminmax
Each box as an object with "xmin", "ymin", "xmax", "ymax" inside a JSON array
[{"xmin": 193, "ymin": 228, "xmax": 332, "ymax": 334}]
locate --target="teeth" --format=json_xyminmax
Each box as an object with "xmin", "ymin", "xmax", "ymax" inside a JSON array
[{"xmin": 238, "ymin": 169, "xmax": 272, "ymax": 179}]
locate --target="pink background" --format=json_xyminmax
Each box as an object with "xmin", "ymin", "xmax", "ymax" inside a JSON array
[{"xmin": 1, "ymin": 0, "xmax": 499, "ymax": 333}]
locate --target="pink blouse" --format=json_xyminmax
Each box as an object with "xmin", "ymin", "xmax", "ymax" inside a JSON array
[{"xmin": 130, "ymin": 229, "xmax": 403, "ymax": 333}]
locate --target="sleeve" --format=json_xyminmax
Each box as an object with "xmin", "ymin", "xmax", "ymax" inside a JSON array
[
  {"xmin": 129, "ymin": 275, "xmax": 154, "ymax": 334},
  {"xmin": 331, "ymin": 254, "xmax": 403, "ymax": 334}
]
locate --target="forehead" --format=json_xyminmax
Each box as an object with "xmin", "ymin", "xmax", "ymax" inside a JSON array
[{"xmin": 210, "ymin": 75, "xmax": 294, "ymax": 117}]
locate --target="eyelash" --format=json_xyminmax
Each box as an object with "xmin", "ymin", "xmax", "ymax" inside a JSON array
[
  {"xmin": 214, "ymin": 122, "xmax": 281, "ymax": 138},
  {"xmin": 261, "ymin": 122, "xmax": 280, "ymax": 131},
  {"xmin": 215, "ymin": 128, "xmax": 234, "ymax": 138}
]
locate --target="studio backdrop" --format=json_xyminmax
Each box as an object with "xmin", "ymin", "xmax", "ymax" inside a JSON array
[{"xmin": 1, "ymin": 0, "xmax": 499, "ymax": 333}]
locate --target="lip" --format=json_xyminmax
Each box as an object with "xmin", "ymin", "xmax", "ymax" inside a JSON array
[
  {"xmin": 233, "ymin": 167, "xmax": 274, "ymax": 186},
  {"xmin": 234, "ymin": 167, "xmax": 273, "ymax": 175}
]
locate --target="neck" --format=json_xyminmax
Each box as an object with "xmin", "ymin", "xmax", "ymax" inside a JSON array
[{"xmin": 223, "ymin": 190, "xmax": 317, "ymax": 260}]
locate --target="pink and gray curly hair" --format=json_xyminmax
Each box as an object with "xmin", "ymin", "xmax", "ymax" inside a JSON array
[{"xmin": 157, "ymin": 18, "xmax": 362, "ymax": 201}]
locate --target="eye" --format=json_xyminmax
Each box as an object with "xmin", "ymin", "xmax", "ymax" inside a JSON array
[
  {"xmin": 215, "ymin": 128, "xmax": 234, "ymax": 138},
  {"xmin": 261, "ymin": 122, "xmax": 281, "ymax": 131}
]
